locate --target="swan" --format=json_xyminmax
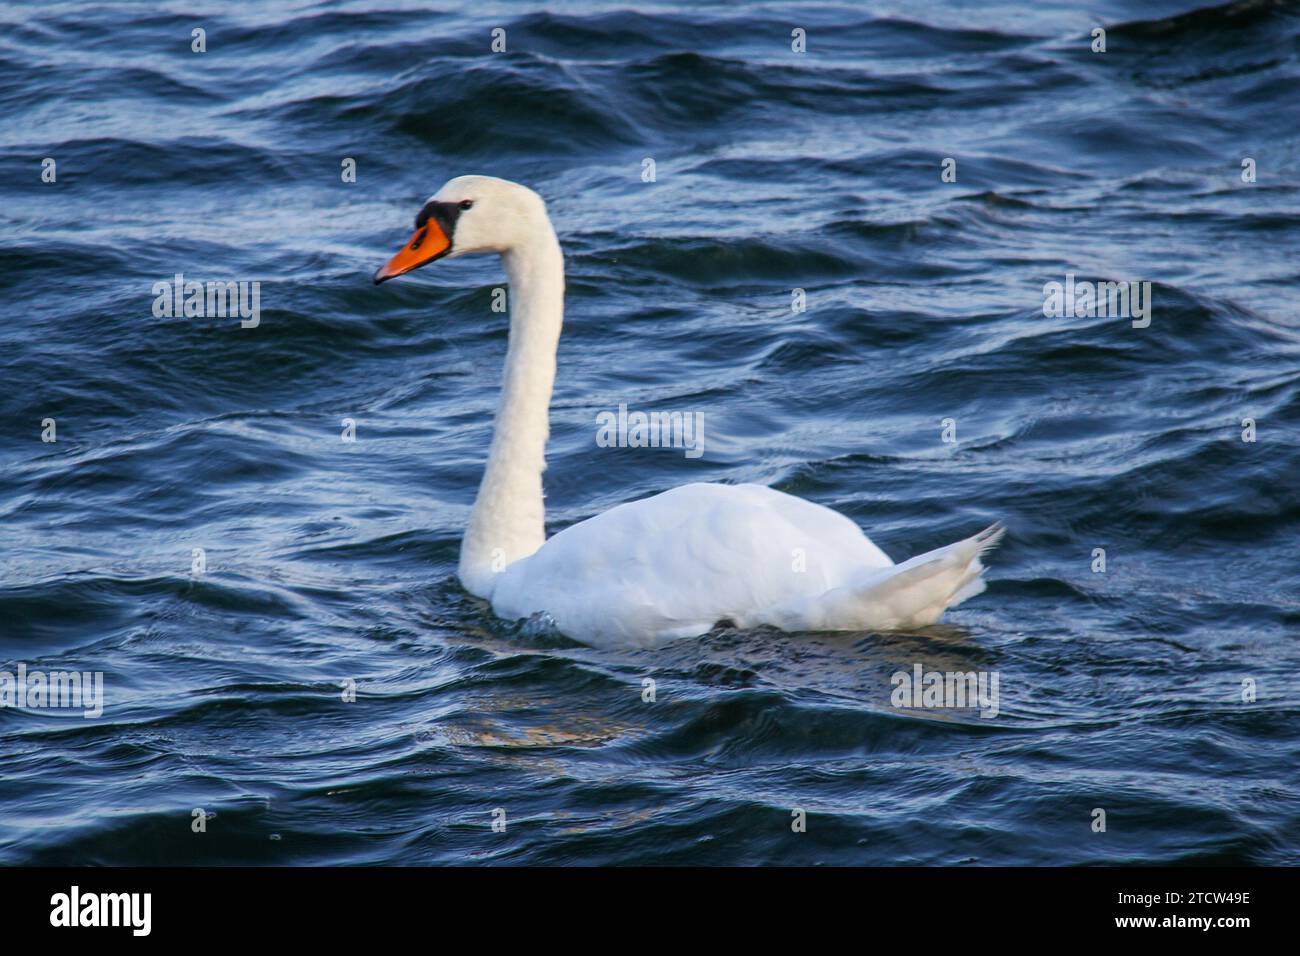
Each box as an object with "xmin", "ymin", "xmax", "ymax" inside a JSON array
[{"xmin": 374, "ymin": 175, "xmax": 1004, "ymax": 649}]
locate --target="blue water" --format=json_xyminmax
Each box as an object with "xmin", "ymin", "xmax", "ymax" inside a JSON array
[{"xmin": 1, "ymin": 0, "xmax": 1298, "ymax": 865}]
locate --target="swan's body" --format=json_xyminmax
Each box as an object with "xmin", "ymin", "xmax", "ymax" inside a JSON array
[
  {"xmin": 492, "ymin": 482, "xmax": 1002, "ymax": 649},
  {"xmin": 375, "ymin": 176, "xmax": 1004, "ymax": 649}
]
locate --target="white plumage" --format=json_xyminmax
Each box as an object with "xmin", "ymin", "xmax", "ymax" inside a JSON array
[
  {"xmin": 376, "ymin": 176, "xmax": 1005, "ymax": 648},
  {"xmin": 494, "ymin": 482, "xmax": 1002, "ymax": 648}
]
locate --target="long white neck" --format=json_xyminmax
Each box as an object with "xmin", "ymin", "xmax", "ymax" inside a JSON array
[{"xmin": 458, "ymin": 222, "xmax": 564, "ymax": 598}]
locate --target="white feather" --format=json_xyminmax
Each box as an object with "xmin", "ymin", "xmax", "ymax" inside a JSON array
[{"xmin": 395, "ymin": 177, "xmax": 1004, "ymax": 648}]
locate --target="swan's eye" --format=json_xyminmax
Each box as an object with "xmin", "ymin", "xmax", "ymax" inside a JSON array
[{"xmin": 459, "ymin": 200, "xmax": 474, "ymax": 210}]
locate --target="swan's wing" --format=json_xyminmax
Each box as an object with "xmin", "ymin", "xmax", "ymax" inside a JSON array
[
  {"xmin": 764, "ymin": 522, "xmax": 1005, "ymax": 632},
  {"xmin": 491, "ymin": 482, "xmax": 892, "ymax": 646}
]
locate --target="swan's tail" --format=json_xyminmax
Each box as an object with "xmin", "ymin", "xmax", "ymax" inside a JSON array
[{"xmin": 778, "ymin": 522, "xmax": 1006, "ymax": 631}]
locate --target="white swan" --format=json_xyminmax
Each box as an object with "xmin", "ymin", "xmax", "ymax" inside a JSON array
[{"xmin": 375, "ymin": 175, "xmax": 1004, "ymax": 649}]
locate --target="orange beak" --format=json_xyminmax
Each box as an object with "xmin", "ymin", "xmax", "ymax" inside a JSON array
[{"xmin": 373, "ymin": 218, "xmax": 452, "ymax": 284}]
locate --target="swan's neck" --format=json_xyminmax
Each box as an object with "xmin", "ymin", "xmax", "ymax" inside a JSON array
[{"xmin": 458, "ymin": 225, "xmax": 564, "ymax": 598}]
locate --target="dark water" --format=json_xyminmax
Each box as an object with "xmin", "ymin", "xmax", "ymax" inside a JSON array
[{"xmin": 2, "ymin": 0, "xmax": 1298, "ymax": 866}]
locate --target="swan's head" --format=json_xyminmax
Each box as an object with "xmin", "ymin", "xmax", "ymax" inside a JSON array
[{"xmin": 373, "ymin": 175, "xmax": 550, "ymax": 284}]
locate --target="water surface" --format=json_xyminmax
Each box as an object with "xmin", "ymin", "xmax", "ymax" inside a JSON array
[{"xmin": 1, "ymin": 0, "xmax": 1298, "ymax": 865}]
